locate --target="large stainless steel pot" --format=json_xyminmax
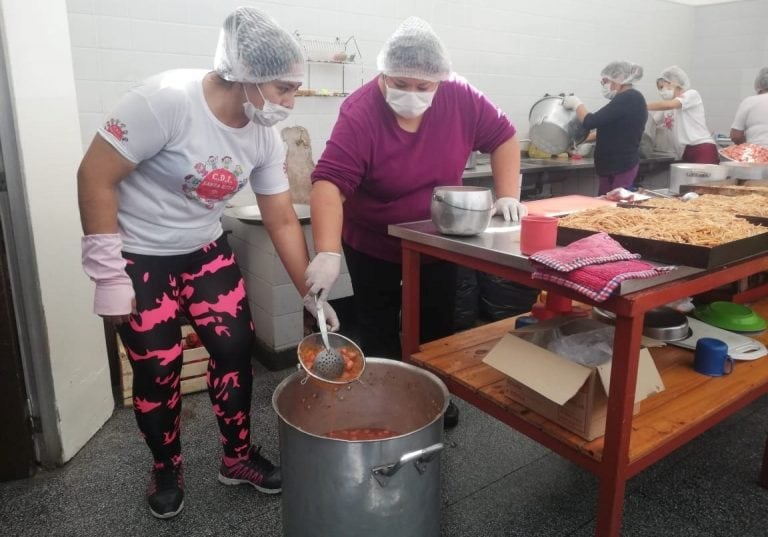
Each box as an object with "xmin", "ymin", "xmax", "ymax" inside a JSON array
[
  {"xmin": 528, "ymin": 94, "xmax": 588, "ymax": 155},
  {"xmin": 430, "ymin": 185, "xmax": 494, "ymax": 236},
  {"xmin": 273, "ymin": 358, "xmax": 449, "ymax": 537}
]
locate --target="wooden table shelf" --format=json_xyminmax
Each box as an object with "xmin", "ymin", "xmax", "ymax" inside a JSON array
[
  {"xmin": 412, "ymin": 311, "xmax": 768, "ymax": 474},
  {"xmin": 390, "ymin": 219, "xmax": 768, "ymax": 537}
]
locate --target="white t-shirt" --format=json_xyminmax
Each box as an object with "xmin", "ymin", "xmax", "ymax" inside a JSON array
[
  {"xmin": 98, "ymin": 69, "xmax": 289, "ymax": 255},
  {"xmin": 731, "ymin": 93, "xmax": 768, "ymax": 146},
  {"xmin": 644, "ymin": 111, "xmax": 679, "ymax": 158},
  {"xmin": 659, "ymin": 89, "xmax": 714, "ymax": 157}
]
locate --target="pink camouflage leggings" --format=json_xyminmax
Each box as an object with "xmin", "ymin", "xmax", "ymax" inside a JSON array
[{"xmin": 117, "ymin": 236, "xmax": 254, "ymax": 468}]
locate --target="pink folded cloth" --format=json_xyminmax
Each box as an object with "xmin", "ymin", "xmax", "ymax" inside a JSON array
[
  {"xmin": 532, "ymin": 259, "xmax": 676, "ymax": 302},
  {"xmin": 530, "ymin": 232, "xmax": 639, "ymax": 272}
]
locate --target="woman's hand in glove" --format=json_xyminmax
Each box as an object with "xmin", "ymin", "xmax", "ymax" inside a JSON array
[
  {"xmin": 81, "ymin": 234, "xmax": 136, "ymax": 325},
  {"xmin": 305, "ymin": 252, "xmax": 341, "ymax": 302},
  {"xmin": 493, "ymin": 197, "xmax": 528, "ymax": 222},
  {"xmin": 302, "ymin": 294, "xmax": 341, "ymax": 332},
  {"xmin": 562, "ymin": 95, "xmax": 582, "ymax": 110}
]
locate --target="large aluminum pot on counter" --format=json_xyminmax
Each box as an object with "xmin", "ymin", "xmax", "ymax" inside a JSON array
[
  {"xmin": 273, "ymin": 358, "xmax": 449, "ymax": 537},
  {"xmin": 430, "ymin": 186, "xmax": 494, "ymax": 236},
  {"xmin": 669, "ymin": 163, "xmax": 728, "ymax": 193},
  {"xmin": 528, "ymin": 94, "xmax": 588, "ymax": 155}
]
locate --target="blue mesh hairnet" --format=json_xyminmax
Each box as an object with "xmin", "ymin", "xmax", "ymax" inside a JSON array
[
  {"xmin": 376, "ymin": 17, "xmax": 451, "ymax": 82},
  {"xmin": 754, "ymin": 67, "xmax": 768, "ymax": 92},
  {"xmin": 658, "ymin": 66, "xmax": 690, "ymax": 91},
  {"xmin": 213, "ymin": 7, "xmax": 304, "ymax": 84},
  {"xmin": 601, "ymin": 61, "xmax": 643, "ymax": 85}
]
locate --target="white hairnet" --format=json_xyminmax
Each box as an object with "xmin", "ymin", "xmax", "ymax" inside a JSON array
[
  {"xmin": 658, "ymin": 65, "xmax": 690, "ymax": 91},
  {"xmin": 213, "ymin": 7, "xmax": 304, "ymax": 84},
  {"xmin": 601, "ymin": 61, "xmax": 643, "ymax": 85},
  {"xmin": 754, "ymin": 67, "xmax": 768, "ymax": 92},
  {"xmin": 376, "ymin": 17, "xmax": 451, "ymax": 82}
]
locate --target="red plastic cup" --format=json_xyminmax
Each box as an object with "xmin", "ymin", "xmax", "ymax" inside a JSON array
[{"xmin": 519, "ymin": 215, "xmax": 558, "ymax": 256}]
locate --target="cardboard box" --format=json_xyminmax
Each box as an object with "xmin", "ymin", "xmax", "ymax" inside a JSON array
[{"xmin": 482, "ymin": 317, "xmax": 664, "ymax": 441}]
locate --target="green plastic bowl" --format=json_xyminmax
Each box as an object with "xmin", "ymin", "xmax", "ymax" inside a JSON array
[{"xmin": 694, "ymin": 301, "xmax": 767, "ymax": 332}]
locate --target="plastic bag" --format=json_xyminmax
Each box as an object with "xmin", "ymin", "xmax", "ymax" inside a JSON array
[
  {"xmin": 452, "ymin": 266, "xmax": 479, "ymax": 331},
  {"xmin": 478, "ymin": 272, "xmax": 538, "ymax": 321},
  {"xmin": 546, "ymin": 326, "xmax": 615, "ymax": 367}
]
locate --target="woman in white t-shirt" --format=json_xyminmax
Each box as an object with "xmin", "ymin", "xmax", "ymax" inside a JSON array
[
  {"xmin": 77, "ymin": 7, "xmax": 336, "ymax": 520},
  {"xmin": 647, "ymin": 65, "xmax": 719, "ymax": 164},
  {"xmin": 730, "ymin": 67, "xmax": 768, "ymax": 146}
]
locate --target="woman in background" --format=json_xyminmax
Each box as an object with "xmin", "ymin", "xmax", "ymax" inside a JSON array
[
  {"xmin": 730, "ymin": 67, "xmax": 768, "ymax": 146},
  {"xmin": 562, "ymin": 61, "xmax": 647, "ymax": 195},
  {"xmin": 647, "ymin": 65, "xmax": 719, "ymax": 164}
]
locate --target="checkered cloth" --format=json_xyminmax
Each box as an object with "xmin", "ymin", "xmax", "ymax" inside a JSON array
[
  {"xmin": 532, "ymin": 259, "xmax": 676, "ymax": 302},
  {"xmin": 530, "ymin": 232, "xmax": 640, "ymax": 272}
]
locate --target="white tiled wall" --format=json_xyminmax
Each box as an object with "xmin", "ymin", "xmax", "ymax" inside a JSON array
[
  {"xmin": 68, "ymin": 0, "xmax": 703, "ymax": 160},
  {"xmin": 690, "ymin": 0, "xmax": 768, "ymax": 136}
]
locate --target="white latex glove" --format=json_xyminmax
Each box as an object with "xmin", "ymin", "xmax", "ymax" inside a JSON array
[
  {"xmin": 305, "ymin": 252, "xmax": 341, "ymax": 301},
  {"xmin": 493, "ymin": 197, "xmax": 528, "ymax": 222},
  {"xmin": 604, "ymin": 187, "xmax": 635, "ymax": 202},
  {"xmin": 303, "ymin": 294, "xmax": 341, "ymax": 332},
  {"xmin": 562, "ymin": 95, "xmax": 582, "ymax": 110},
  {"xmin": 81, "ymin": 234, "xmax": 135, "ymax": 319}
]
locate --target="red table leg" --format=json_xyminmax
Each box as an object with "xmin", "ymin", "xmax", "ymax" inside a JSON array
[
  {"xmin": 595, "ymin": 313, "xmax": 645, "ymax": 537},
  {"xmin": 401, "ymin": 246, "xmax": 421, "ymax": 361}
]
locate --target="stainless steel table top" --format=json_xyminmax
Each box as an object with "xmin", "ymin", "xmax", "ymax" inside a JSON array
[{"xmin": 388, "ymin": 218, "xmax": 703, "ymax": 297}]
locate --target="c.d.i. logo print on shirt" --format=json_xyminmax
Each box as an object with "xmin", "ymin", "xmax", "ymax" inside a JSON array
[{"xmin": 182, "ymin": 155, "xmax": 246, "ymax": 209}]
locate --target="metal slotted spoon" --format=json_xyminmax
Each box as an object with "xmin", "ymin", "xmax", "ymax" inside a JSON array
[{"xmin": 312, "ymin": 295, "xmax": 345, "ymax": 381}]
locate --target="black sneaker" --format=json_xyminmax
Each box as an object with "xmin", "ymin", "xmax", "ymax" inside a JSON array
[
  {"xmin": 147, "ymin": 462, "xmax": 184, "ymax": 519},
  {"xmin": 444, "ymin": 400, "xmax": 460, "ymax": 429},
  {"xmin": 218, "ymin": 446, "xmax": 281, "ymax": 494}
]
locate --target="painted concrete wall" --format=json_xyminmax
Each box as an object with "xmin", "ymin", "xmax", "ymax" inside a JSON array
[
  {"xmin": 691, "ymin": 0, "xmax": 768, "ymax": 136},
  {"xmin": 0, "ymin": 0, "xmax": 113, "ymax": 464}
]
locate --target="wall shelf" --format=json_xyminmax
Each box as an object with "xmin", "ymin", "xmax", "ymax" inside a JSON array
[{"xmin": 294, "ymin": 31, "xmax": 363, "ymax": 97}]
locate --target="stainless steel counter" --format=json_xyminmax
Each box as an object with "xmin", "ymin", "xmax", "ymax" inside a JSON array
[
  {"xmin": 388, "ymin": 218, "xmax": 702, "ymax": 296},
  {"xmin": 462, "ymin": 154, "xmax": 675, "ymax": 180}
]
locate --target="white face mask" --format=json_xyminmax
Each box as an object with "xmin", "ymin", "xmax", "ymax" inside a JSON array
[
  {"xmin": 385, "ymin": 84, "xmax": 436, "ymax": 119},
  {"xmin": 601, "ymin": 82, "xmax": 617, "ymax": 100},
  {"xmin": 659, "ymin": 88, "xmax": 675, "ymax": 100},
  {"xmin": 243, "ymin": 84, "xmax": 292, "ymax": 127}
]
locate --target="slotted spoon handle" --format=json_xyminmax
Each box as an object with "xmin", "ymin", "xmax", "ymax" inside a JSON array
[{"xmin": 314, "ymin": 294, "xmax": 331, "ymax": 349}]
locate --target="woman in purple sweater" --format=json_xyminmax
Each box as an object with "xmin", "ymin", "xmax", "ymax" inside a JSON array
[{"xmin": 304, "ymin": 17, "xmax": 526, "ymax": 427}]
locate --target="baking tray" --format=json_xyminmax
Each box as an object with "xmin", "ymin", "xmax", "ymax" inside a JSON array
[
  {"xmin": 556, "ymin": 217, "xmax": 768, "ymax": 269},
  {"xmin": 615, "ymin": 199, "xmax": 768, "ymax": 225},
  {"xmin": 679, "ymin": 179, "xmax": 768, "ymax": 197}
]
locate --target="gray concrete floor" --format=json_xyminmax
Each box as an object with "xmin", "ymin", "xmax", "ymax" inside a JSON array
[{"xmin": 2, "ymin": 359, "xmax": 768, "ymax": 537}]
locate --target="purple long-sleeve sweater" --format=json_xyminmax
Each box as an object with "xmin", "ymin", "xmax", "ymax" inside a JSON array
[{"xmin": 311, "ymin": 74, "xmax": 516, "ymax": 262}]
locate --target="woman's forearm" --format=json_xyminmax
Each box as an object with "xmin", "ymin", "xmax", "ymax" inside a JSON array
[
  {"xmin": 77, "ymin": 136, "xmax": 135, "ymax": 235},
  {"xmin": 259, "ymin": 192, "xmax": 312, "ymax": 296},
  {"xmin": 310, "ymin": 180, "xmax": 345, "ymax": 253},
  {"xmin": 489, "ymin": 136, "xmax": 522, "ymax": 199}
]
